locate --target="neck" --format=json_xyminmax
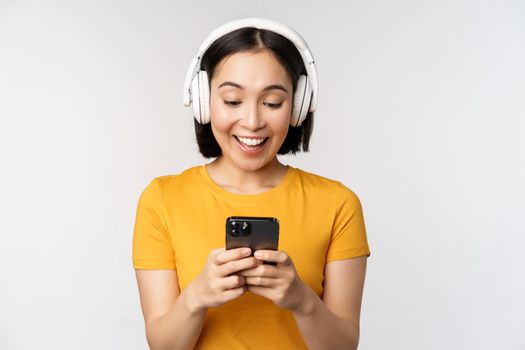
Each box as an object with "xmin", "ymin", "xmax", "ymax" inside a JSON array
[{"xmin": 206, "ymin": 156, "xmax": 288, "ymax": 194}]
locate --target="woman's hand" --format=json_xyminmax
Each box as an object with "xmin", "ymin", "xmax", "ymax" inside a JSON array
[
  {"xmin": 238, "ymin": 250, "xmax": 309, "ymax": 312},
  {"xmin": 186, "ymin": 247, "xmax": 262, "ymax": 312}
]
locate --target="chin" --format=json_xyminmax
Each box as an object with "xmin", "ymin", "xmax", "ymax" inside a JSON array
[{"xmin": 232, "ymin": 156, "xmax": 272, "ymax": 172}]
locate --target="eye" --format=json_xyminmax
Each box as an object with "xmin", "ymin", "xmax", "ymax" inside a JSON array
[
  {"xmin": 223, "ymin": 100, "xmax": 241, "ymax": 107},
  {"xmin": 264, "ymin": 102, "xmax": 283, "ymax": 109}
]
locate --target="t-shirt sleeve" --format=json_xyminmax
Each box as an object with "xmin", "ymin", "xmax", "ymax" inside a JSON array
[
  {"xmin": 326, "ymin": 182, "xmax": 371, "ymax": 261},
  {"xmin": 132, "ymin": 178, "xmax": 176, "ymax": 270}
]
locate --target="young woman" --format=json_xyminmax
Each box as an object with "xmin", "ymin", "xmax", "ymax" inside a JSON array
[{"xmin": 132, "ymin": 18, "xmax": 371, "ymax": 350}]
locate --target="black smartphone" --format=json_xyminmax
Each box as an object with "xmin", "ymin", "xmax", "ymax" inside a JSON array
[{"xmin": 226, "ymin": 216, "xmax": 279, "ymax": 265}]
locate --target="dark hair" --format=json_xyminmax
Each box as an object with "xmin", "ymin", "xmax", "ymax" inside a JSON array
[{"xmin": 194, "ymin": 27, "xmax": 314, "ymax": 158}]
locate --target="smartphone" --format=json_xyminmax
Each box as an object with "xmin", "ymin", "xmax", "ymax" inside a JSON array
[{"xmin": 226, "ymin": 216, "xmax": 279, "ymax": 265}]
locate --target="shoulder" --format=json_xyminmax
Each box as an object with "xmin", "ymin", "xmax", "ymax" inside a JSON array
[
  {"xmin": 152, "ymin": 165, "xmax": 201, "ymax": 186},
  {"xmin": 293, "ymin": 167, "xmax": 362, "ymax": 206},
  {"xmin": 294, "ymin": 167, "xmax": 338, "ymax": 187},
  {"xmin": 141, "ymin": 165, "xmax": 203, "ymax": 199},
  {"xmin": 294, "ymin": 167, "xmax": 358, "ymax": 195}
]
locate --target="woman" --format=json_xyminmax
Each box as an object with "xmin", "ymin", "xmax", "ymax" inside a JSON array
[{"xmin": 132, "ymin": 18, "xmax": 371, "ymax": 350}]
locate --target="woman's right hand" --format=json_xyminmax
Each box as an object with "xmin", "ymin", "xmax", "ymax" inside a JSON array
[{"xmin": 186, "ymin": 247, "xmax": 261, "ymax": 312}]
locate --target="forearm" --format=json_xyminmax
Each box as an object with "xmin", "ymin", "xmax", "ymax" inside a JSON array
[
  {"xmin": 293, "ymin": 285, "xmax": 359, "ymax": 350},
  {"xmin": 145, "ymin": 283, "xmax": 207, "ymax": 350}
]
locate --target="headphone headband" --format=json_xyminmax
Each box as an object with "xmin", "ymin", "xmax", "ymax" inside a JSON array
[{"xmin": 183, "ymin": 18, "xmax": 318, "ymax": 113}]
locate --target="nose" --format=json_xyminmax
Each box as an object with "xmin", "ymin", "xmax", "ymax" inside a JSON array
[{"xmin": 241, "ymin": 101, "xmax": 266, "ymax": 131}]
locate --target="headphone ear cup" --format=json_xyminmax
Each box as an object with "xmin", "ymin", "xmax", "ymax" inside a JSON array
[
  {"xmin": 291, "ymin": 75, "xmax": 312, "ymax": 127},
  {"xmin": 199, "ymin": 71, "xmax": 211, "ymax": 124},
  {"xmin": 190, "ymin": 72, "xmax": 202, "ymax": 123}
]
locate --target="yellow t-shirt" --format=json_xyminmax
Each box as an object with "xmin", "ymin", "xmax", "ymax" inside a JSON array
[{"xmin": 132, "ymin": 165, "xmax": 370, "ymax": 349}]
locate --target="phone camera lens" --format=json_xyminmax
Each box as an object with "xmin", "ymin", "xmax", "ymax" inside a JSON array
[
  {"xmin": 229, "ymin": 220, "xmax": 250, "ymax": 236},
  {"xmin": 239, "ymin": 221, "xmax": 250, "ymax": 236},
  {"xmin": 230, "ymin": 221, "xmax": 239, "ymax": 236}
]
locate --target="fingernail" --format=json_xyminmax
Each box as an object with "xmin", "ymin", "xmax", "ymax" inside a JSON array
[
  {"xmin": 254, "ymin": 251, "xmax": 263, "ymax": 258},
  {"xmin": 242, "ymin": 248, "xmax": 251, "ymax": 255}
]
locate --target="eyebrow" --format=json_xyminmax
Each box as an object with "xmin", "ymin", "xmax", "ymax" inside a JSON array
[{"xmin": 218, "ymin": 81, "xmax": 289, "ymax": 93}]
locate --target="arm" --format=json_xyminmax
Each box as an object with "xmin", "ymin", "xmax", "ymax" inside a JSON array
[
  {"xmin": 292, "ymin": 256, "xmax": 367, "ymax": 350},
  {"xmin": 135, "ymin": 248, "xmax": 261, "ymax": 350},
  {"xmin": 135, "ymin": 269, "xmax": 206, "ymax": 350},
  {"xmin": 241, "ymin": 251, "xmax": 367, "ymax": 350}
]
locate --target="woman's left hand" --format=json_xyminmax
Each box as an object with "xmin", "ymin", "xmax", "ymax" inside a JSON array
[{"xmin": 237, "ymin": 250, "xmax": 308, "ymax": 311}]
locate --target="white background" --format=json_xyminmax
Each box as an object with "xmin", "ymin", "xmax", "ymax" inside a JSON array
[{"xmin": 1, "ymin": 1, "xmax": 524, "ymax": 349}]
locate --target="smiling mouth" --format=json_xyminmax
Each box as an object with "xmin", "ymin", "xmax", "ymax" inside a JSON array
[{"xmin": 234, "ymin": 136, "xmax": 269, "ymax": 148}]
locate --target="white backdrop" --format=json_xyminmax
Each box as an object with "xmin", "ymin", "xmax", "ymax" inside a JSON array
[{"xmin": 1, "ymin": 1, "xmax": 524, "ymax": 349}]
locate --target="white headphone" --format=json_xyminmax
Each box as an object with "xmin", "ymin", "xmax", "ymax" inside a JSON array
[{"xmin": 182, "ymin": 18, "xmax": 319, "ymax": 127}]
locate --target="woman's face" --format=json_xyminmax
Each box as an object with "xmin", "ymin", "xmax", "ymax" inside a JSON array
[{"xmin": 209, "ymin": 49, "xmax": 293, "ymax": 172}]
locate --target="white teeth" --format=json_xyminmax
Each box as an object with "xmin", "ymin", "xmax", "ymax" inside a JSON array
[{"xmin": 237, "ymin": 136, "xmax": 266, "ymax": 146}]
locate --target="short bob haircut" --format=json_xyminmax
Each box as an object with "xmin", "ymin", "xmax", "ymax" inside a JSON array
[{"xmin": 194, "ymin": 27, "xmax": 314, "ymax": 158}]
